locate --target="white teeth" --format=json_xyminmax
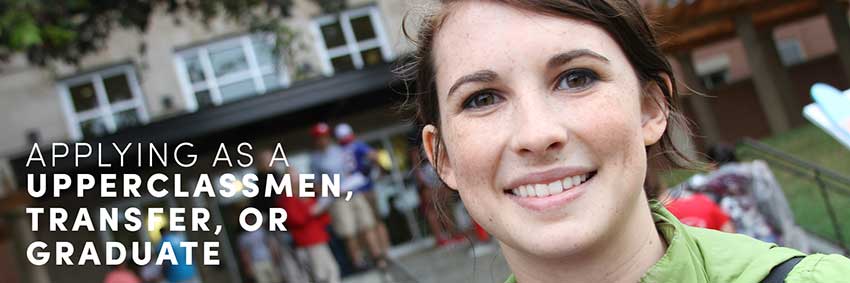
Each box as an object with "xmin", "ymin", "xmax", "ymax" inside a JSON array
[
  {"xmin": 535, "ymin": 184, "xmax": 548, "ymax": 197},
  {"xmin": 511, "ymin": 172, "xmax": 593, "ymax": 198},
  {"xmin": 524, "ymin": 185, "xmax": 533, "ymax": 197},
  {"xmin": 548, "ymin": 181, "xmax": 563, "ymax": 195},
  {"xmin": 563, "ymin": 176, "xmax": 574, "ymax": 188}
]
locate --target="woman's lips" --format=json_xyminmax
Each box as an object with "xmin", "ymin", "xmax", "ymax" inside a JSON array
[{"xmin": 505, "ymin": 171, "xmax": 596, "ymax": 211}]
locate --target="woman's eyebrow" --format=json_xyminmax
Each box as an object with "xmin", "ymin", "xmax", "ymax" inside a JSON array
[
  {"xmin": 547, "ymin": 49, "xmax": 610, "ymax": 69},
  {"xmin": 448, "ymin": 70, "xmax": 498, "ymax": 97}
]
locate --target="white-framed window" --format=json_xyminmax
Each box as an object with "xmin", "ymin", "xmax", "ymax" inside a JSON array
[
  {"xmin": 174, "ymin": 34, "xmax": 290, "ymax": 111},
  {"xmin": 57, "ymin": 65, "xmax": 149, "ymax": 140},
  {"xmin": 776, "ymin": 38, "xmax": 806, "ymax": 66},
  {"xmin": 695, "ymin": 54, "xmax": 731, "ymax": 90},
  {"xmin": 311, "ymin": 6, "xmax": 393, "ymax": 76}
]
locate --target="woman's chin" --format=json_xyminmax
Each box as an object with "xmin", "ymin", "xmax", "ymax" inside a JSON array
[{"xmin": 500, "ymin": 218, "xmax": 599, "ymax": 260}]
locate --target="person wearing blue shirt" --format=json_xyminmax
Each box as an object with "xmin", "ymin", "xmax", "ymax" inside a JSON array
[
  {"xmin": 157, "ymin": 228, "xmax": 200, "ymax": 283},
  {"xmin": 333, "ymin": 123, "xmax": 391, "ymax": 272}
]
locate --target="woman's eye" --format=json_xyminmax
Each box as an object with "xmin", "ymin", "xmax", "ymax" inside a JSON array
[
  {"xmin": 462, "ymin": 91, "xmax": 502, "ymax": 109},
  {"xmin": 556, "ymin": 69, "xmax": 599, "ymax": 92}
]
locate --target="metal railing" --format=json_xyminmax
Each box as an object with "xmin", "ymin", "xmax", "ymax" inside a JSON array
[{"xmin": 737, "ymin": 138, "xmax": 850, "ymax": 253}]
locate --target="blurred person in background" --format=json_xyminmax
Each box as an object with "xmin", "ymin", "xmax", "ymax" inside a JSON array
[
  {"xmin": 157, "ymin": 228, "xmax": 200, "ymax": 283},
  {"xmin": 309, "ymin": 122, "xmax": 385, "ymax": 272},
  {"xmin": 276, "ymin": 166, "xmax": 340, "ymax": 283},
  {"xmin": 647, "ymin": 170, "xmax": 735, "ymax": 232},
  {"xmin": 334, "ymin": 123, "xmax": 391, "ymax": 266},
  {"xmin": 237, "ymin": 210, "xmax": 282, "ymax": 283},
  {"xmin": 409, "ymin": 137, "xmax": 492, "ymax": 254},
  {"xmin": 139, "ymin": 261, "xmax": 163, "ymax": 283},
  {"xmin": 307, "ymin": 122, "xmax": 355, "ymax": 274},
  {"xmin": 255, "ymin": 149, "xmax": 311, "ymax": 282},
  {"xmin": 103, "ymin": 263, "xmax": 142, "ymax": 283},
  {"xmin": 410, "ymin": 148, "xmax": 463, "ymax": 246},
  {"xmin": 693, "ymin": 143, "xmax": 802, "ymax": 246}
]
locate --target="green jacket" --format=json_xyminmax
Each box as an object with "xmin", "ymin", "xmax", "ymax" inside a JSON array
[{"xmin": 505, "ymin": 202, "xmax": 850, "ymax": 282}]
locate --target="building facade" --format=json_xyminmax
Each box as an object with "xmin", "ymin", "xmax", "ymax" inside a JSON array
[{"xmin": 0, "ymin": 1, "xmax": 426, "ymax": 282}]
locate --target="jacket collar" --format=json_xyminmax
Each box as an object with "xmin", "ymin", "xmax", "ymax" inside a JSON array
[{"xmin": 640, "ymin": 201, "xmax": 709, "ymax": 283}]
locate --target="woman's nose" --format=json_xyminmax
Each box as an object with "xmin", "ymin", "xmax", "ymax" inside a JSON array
[{"xmin": 509, "ymin": 96, "xmax": 567, "ymax": 157}]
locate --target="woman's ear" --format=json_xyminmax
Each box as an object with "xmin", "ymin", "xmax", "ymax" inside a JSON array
[
  {"xmin": 422, "ymin": 125, "xmax": 458, "ymax": 190},
  {"xmin": 641, "ymin": 74, "xmax": 671, "ymax": 146}
]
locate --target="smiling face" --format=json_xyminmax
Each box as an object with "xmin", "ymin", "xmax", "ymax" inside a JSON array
[{"xmin": 423, "ymin": 2, "xmax": 668, "ymax": 259}]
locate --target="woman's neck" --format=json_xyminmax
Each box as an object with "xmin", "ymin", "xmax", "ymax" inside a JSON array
[{"xmin": 504, "ymin": 198, "xmax": 666, "ymax": 283}]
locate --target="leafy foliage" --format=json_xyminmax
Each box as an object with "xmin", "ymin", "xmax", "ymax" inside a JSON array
[{"xmin": 0, "ymin": 0, "xmax": 346, "ymax": 66}]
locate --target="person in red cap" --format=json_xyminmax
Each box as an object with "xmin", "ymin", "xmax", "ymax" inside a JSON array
[{"xmin": 311, "ymin": 122, "xmax": 332, "ymax": 144}]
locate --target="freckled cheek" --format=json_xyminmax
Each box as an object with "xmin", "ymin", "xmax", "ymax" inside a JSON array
[
  {"xmin": 446, "ymin": 129, "xmax": 498, "ymax": 185},
  {"xmin": 443, "ymin": 121, "xmax": 502, "ymax": 190},
  {"xmin": 573, "ymin": 106, "xmax": 642, "ymax": 162},
  {"xmin": 442, "ymin": 124, "xmax": 504, "ymax": 227}
]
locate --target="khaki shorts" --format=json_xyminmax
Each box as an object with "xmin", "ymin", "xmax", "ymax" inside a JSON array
[
  {"xmin": 330, "ymin": 193, "xmax": 376, "ymax": 238},
  {"xmin": 298, "ymin": 244, "xmax": 340, "ymax": 283},
  {"xmin": 252, "ymin": 260, "xmax": 281, "ymax": 283}
]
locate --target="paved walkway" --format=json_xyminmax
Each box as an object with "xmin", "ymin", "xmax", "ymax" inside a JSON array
[{"xmin": 805, "ymin": 231, "xmax": 847, "ymax": 254}]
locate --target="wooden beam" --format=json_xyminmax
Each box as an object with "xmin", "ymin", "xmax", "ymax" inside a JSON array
[
  {"xmin": 653, "ymin": 0, "xmax": 817, "ymax": 32},
  {"xmin": 659, "ymin": 0, "xmax": 821, "ymax": 52}
]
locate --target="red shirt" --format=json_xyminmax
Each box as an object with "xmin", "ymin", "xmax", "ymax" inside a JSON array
[
  {"xmin": 103, "ymin": 269, "xmax": 141, "ymax": 283},
  {"xmin": 276, "ymin": 196, "xmax": 331, "ymax": 247},
  {"xmin": 665, "ymin": 193, "xmax": 731, "ymax": 231}
]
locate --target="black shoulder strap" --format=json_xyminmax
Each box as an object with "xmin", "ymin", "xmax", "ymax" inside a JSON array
[{"xmin": 761, "ymin": 256, "xmax": 804, "ymax": 283}]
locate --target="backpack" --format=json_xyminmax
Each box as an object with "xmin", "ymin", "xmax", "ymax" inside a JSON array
[{"xmin": 761, "ymin": 256, "xmax": 803, "ymax": 283}]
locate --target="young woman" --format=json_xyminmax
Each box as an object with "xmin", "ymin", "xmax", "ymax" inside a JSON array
[{"xmin": 399, "ymin": 1, "xmax": 850, "ymax": 282}]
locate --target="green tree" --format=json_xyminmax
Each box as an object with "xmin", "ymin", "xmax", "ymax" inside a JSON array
[{"xmin": 0, "ymin": 0, "xmax": 345, "ymax": 66}]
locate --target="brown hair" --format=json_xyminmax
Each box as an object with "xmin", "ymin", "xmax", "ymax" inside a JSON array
[{"xmin": 397, "ymin": 0, "xmax": 698, "ymax": 200}]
